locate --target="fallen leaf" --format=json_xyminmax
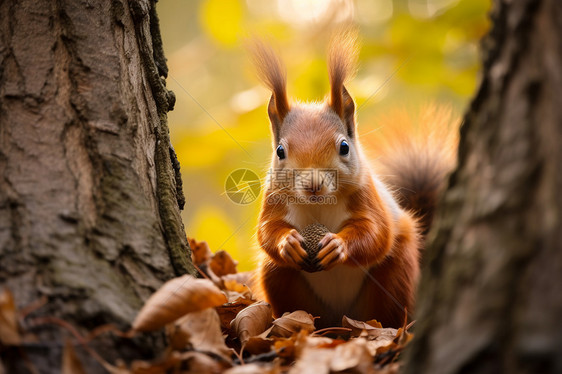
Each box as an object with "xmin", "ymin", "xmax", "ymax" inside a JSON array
[
  {"xmin": 0, "ymin": 289, "xmax": 20, "ymax": 345},
  {"xmin": 243, "ymin": 334, "xmax": 275, "ymax": 355},
  {"xmin": 366, "ymin": 337, "xmax": 397, "ymax": 356},
  {"xmin": 224, "ymin": 362, "xmax": 280, "ymax": 374},
  {"xmin": 274, "ymin": 337, "xmax": 297, "ymax": 359},
  {"xmin": 210, "ymin": 250, "xmax": 238, "ymax": 276},
  {"xmin": 188, "ymin": 238, "xmax": 213, "ymax": 266},
  {"xmin": 315, "ymin": 339, "xmax": 347, "ymax": 349},
  {"xmin": 129, "ymin": 355, "xmax": 178, "ymax": 374},
  {"xmin": 376, "ymin": 362, "xmax": 401, "ymax": 374},
  {"xmin": 289, "ymin": 346, "xmax": 332, "ymax": 374},
  {"xmin": 270, "ymin": 311, "xmax": 315, "ymax": 338},
  {"xmin": 230, "ymin": 301, "xmax": 272, "ymax": 346},
  {"xmin": 342, "ymin": 316, "xmax": 398, "ymax": 339},
  {"xmin": 393, "ymin": 312, "xmax": 414, "ymax": 347},
  {"xmin": 200, "ymin": 263, "xmax": 224, "ymax": 289},
  {"xmin": 180, "ymin": 351, "xmax": 229, "ymax": 373},
  {"xmin": 133, "ymin": 275, "xmax": 227, "ymax": 331},
  {"xmin": 330, "ymin": 338, "xmax": 372, "ymax": 372},
  {"xmin": 223, "ymin": 279, "xmax": 252, "ymax": 296},
  {"xmin": 216, "ymin": 298, "xmax": 255, "ymax": 330},
  {"xmin": 167, "ymin": 308, "xmax": 232, "ymax": 361},
  {"xmin": 222, "ymin": 271, "xmax": 255, "ymax": 290},
  {"xmin": 62, "ymin": 340, "xmax": 87, "ymax": 374},
  {"xmin": 366, "ymin": 319, "xmax": 383, "ymax": 328}
]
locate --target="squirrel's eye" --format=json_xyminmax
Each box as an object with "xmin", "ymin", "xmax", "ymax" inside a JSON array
[
  {"xmin": 276, "ymin": 144, "xmax": 286, "ymax": 160},
  {"xmin": 339, "ymin": 140, "xmax": 350, "ymax": 156}
]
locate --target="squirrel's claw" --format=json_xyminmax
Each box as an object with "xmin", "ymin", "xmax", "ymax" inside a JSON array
[
  {"xmin": 279, "ymin": 229, "xmax": 307, "ymax": 268},
  {"xmin": 317, "ymin": 233, "xmax": 347, "ymax": 270}
]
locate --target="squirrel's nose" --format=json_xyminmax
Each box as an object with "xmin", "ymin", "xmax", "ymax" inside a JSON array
[{"xmin": 301, "ymin": 177, "xmax": 323, "ymax": 194}]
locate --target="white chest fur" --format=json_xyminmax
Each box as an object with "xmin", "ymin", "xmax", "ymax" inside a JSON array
[
  {"xmin": 284, "ymin": 198, "xmax": 350, "ymax": 232},
  {"xmin": 301, "ymin": 265, "xmax": 366, "ymax": 311},
  {"xmin": 285, "ymin": 200, "xmax": 365, "ymax": 310}
]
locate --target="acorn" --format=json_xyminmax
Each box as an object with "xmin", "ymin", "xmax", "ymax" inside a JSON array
[{"xmin": 299, "ymin": 223, "xmax": 329, "ymax": 273}]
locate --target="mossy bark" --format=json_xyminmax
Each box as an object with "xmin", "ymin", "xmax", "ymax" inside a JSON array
[
  {"xmin": 404, "ymin": 0, "xmax": 562, "ymax": 373},
  {"xmin": 0, "ymin": 0, "xmax": 194, "ymax": 372}
]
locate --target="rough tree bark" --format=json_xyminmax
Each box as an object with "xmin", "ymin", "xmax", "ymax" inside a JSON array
[
  {"xmin": 405, "ymin": 0, "xmax": 562, "ymax": 373},
  {"xmin": 0, "ymin": 0, "xmax": 195, "ymax": 372}
]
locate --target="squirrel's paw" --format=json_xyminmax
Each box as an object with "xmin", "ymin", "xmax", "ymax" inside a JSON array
[
  {"xmin": 278, "ymin": 229, "xmax": 307, "ymax": 268},
  {"xmin": 317, "ymin": 233, "xmax": 347, "ymax": 270}
]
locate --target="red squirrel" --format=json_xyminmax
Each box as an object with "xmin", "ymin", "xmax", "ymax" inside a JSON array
[{"xmin": 251, "ymin": 31, "xmax": 457, "ymax": 328}]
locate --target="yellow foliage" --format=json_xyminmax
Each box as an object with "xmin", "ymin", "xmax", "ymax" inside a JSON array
[
  {"xmin": 200, "ymin": 0, "xmax": 243, "ymax": 47},
  {"xmin": 158, "ymin": 0, "xmax": 491, "ymax": 270}
]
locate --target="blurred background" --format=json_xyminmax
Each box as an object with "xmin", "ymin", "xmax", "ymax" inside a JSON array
[{"xmin": 157, "ymin": 0, "xmax": 490, "ymax": 271}]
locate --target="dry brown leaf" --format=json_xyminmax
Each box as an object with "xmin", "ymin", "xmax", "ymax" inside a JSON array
[
  {"xmin": 216, "ymin": 298, "xmax": 255, "ymax": 330},
  {"xmin": 225, "ymin": 291, "xmax": 254, "ymax": 304},
  {"xmin": 230, "ymin": 300, "xmax": 272, "ymax": 345},
  {"xmin": 0, "ymin": 289, "xmax": 20, "ymax": 345},
  {"xmin": 394, "ymin": 312, "xmax": 414, "ymax": 347},
  {"xmin": 289, "ymin": 346, "xmax": 332, "ymax": 374},
  {"xmin": 202, "ymin": 263, "xmax": 225, "ymax": 289},
  {"xmin": 292, "ymin": 330, "xmax": 335, "ymax": 360},
  {"xmin": 223, "ymin": 279, "xmax": 252, "ymax": 296},
  {"xmin": 376, "ymin": 362, "xmax": 401, "ymax": 374},
  {"xmin": 132, "ymin": 275, "xmax": 227, "ymax": 331},
  {"xmin": 372, "ymin": 316, "xmax": 414, "ymax": 361},
  {"xmin": 62, "ymin": 340, "xmax": 87, "ymax": 374},
  {"xmin": 315, "ymin": 339, "xmax": 347, "ymax": 349},
  {"xmin": 270, "ymin": 311, "xmax": 315, "ymax": 338},
  {"xmin": 210, "ymin": 250, "xmax": 238, "ymax": 276},
  {"xmin": 224, "ymin": 362, "xmax": 280, "ymax": 374},
  {"xmin": 330, "ymin": 338, "xmax": 373, "ymax": 372},
  {"xmin": 222, "ymin": 271, "xmax": 255, "ymax": 290},
  {"xmin": 188, "ymin": 238, "xmax": 213, "ymax": 266},
  {"xmin": 167, "ymin": 308, "xmax": 232, "ymax": 361},
  {"xmin": 180, "ymin": 351, "xmax": 229, "ymax": 374},
  {"xmin": 274, "ymin": 337, "xmax": 297, "ymax": 359},
  {"xmin": 130, "ymin": 356, "xmax": 178, "ymax": 374},
  {"xmin": 366, "ymin": 337, "xmax": 397, "ymax": 356},
  {"xmin": 366, "ymin": 319, "xmax": 383, "ymax": 328},
  {"xmin": 342, "ymin": 316, "xmax": 398, "ymax": 339},
  {"xmin": 129, "ymin": 350, "xmax": 227, "ymax": 374},
  {"xmin": 243, "ymin": 334, "xmax": 275, "ymax": 355},
  {"xmin": 223, "ymin": 278, "xmax": 254, "ymax": 304}
]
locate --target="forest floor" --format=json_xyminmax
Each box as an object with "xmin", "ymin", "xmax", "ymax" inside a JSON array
[{"xmin": 0, "ymin": 237, "xmax": 414, "ymax": 374}]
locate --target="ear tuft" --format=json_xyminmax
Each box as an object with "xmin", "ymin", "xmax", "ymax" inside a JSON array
[
  {"xmin": 328, "ymin": 27, "xmax": 358, "ymax": 137},
  {"xmin": 248, "ymin": 39, "xmax": 290, "ymax": 141}
]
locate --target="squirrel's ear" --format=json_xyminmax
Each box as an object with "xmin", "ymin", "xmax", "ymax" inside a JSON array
[
  {"xmin": 330, "ymin": 85, "xmax": 356, "ymax": 138},
  {"xmin": 247, "ymin": 39, "xmax": 290, "ymax": 142},
  {"xmin": 267, "ymin": 94, "xmax": 288, "ymax": 143},
  {"xmin": 327, "ymin": 27, "xmax": 358, "ymax": 138}
]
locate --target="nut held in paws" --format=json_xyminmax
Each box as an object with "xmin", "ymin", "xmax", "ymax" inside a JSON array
[{"xmin": 299, "ymin": 223, "xmax": 329, "ymax": 272}]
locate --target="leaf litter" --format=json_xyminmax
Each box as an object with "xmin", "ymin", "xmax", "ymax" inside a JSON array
[{"xmin": 0, "ymin": 237, "xmax": 414, "ymax": 373}]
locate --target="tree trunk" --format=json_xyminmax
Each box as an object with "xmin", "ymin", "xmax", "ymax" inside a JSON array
[
  {"xmin": 0, "ymin": 0, "xmax": 195, "ymax": 371},
  {"xmin": 405, "ymin": 0, "xmax": 562, "ymax": 373}
]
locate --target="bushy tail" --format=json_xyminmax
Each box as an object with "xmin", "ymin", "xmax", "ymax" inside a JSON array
[{"xmin": 369, "ymin": 105, "xmax": 459, "ymax": 236}]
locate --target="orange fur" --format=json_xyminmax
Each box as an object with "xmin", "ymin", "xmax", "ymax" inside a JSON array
[
  {"xmin": 368, "ymin": 105, "xmax": 459, "ymax": 235},
  {"xmin": 251, "ymin": 33, "xmax": 456, "ymax": 328},
  {"xmin": 328, "ymin": 28, "xmax": 358, "ymax": 121}
]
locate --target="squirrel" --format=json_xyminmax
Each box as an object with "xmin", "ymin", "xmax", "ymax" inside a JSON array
[{"xmin": 251, "ymin": 31, "xmax": 457, "ymax": 328}]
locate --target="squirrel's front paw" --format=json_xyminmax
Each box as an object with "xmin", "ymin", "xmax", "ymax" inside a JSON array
[
  {"xmin": 317, "ymin": 233, "xmax": 347, "ymax": 270},
  {"xmin": 278, "ymin": 229, "xmax": 307, "ymax": 268}
]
